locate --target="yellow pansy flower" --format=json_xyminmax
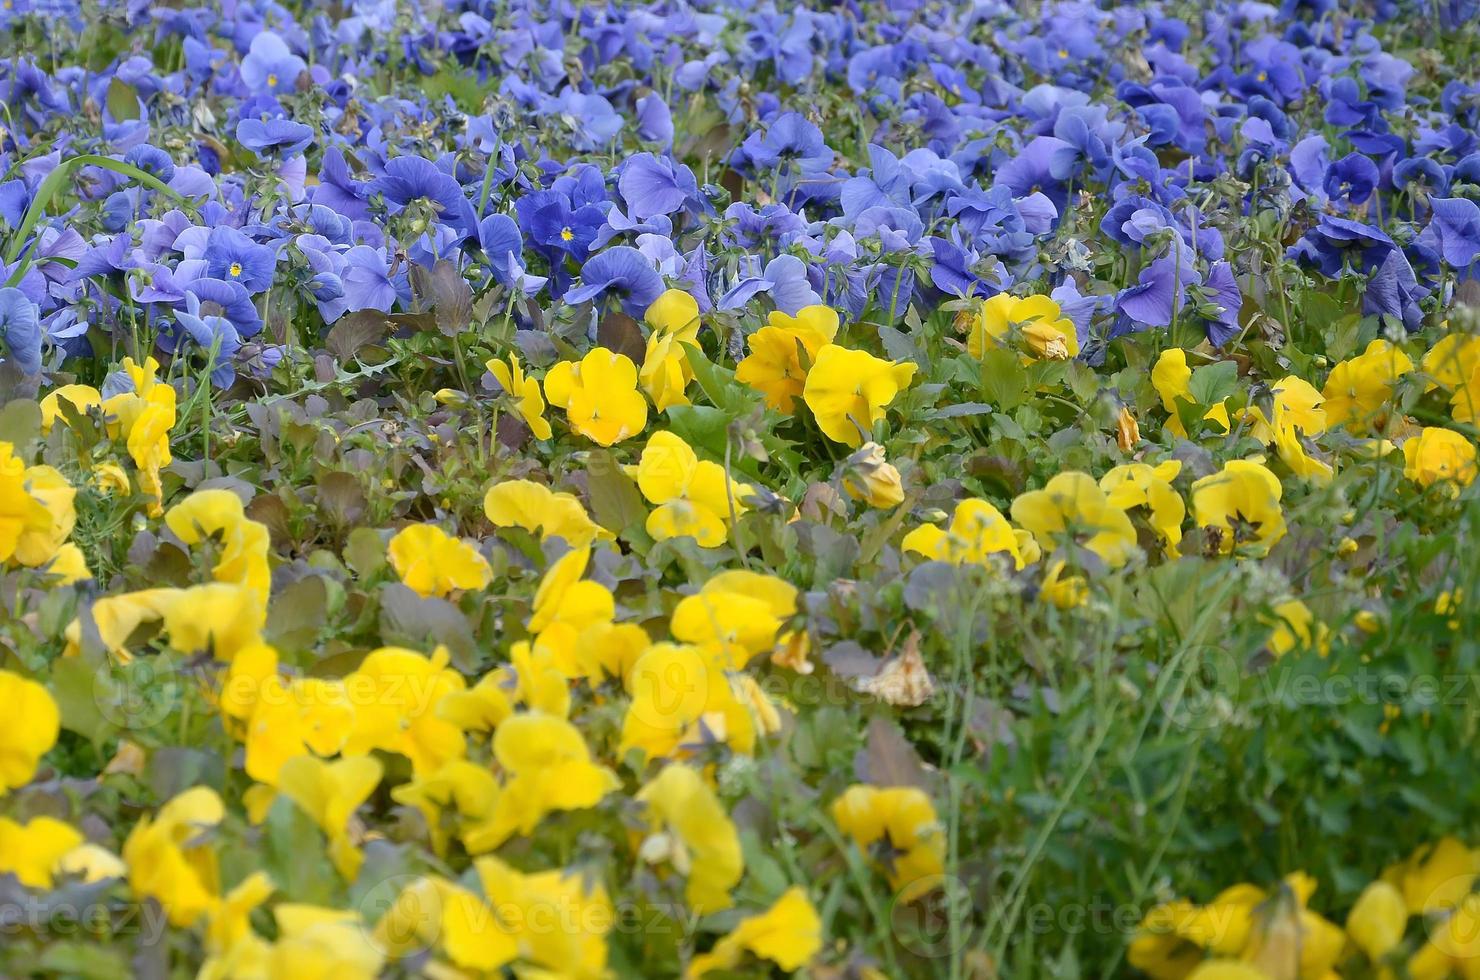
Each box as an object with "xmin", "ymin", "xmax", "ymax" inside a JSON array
[
  {"xmin": 831, "ymin": 785, "xmax": 946, "ymax": 902},
  {"xmin": 276, "ymin": 755, "xmax": 383, "ymax": 880},
  {"xmin": 1346, "ymin": 880, "xmax": 1407, "ymax": 962},
  {"xmin": 342, "ymin": 646, "xmax": 466, "ymax": 774},
  {"xmin": 166, "ymin": 488, "xmax": 272, "ymax": 600},
  {"xmin": 164, "ymin": 582, "xmax": 267, "ymax": 661},
  {"xmin": 640, "ymin": 288, "xmax": 703, "ymax": 411},
  {"xmin": 544, "ymin": 348, "xmax": 649, "ymax": 445},
  {"xmin": 1100, "ymin": 460, "xmax": 1185, "ymax": 557},
  {"xmin": 39, "ymin": 383, "xmax": 102, "ymax": 432},
  {"xmin": 1153, "ymin": 348, "xmax": 1231, "ymax": 436},
  {"xmin": 1322, "ymin": 339, "xmax": 1413, "ymax": 430},
  {"xmin": 123, "ymin": 786, "xmax": 226, "ymax": 927},
  {"xmin": 840, "ymin": 441, "xmax": 905, "ymax": 508},
  {"xmin": 473, "ymin": 855, "xmax": 614, "ymax": 978},
  {"xmin": 487, "ymin": 352, "xmax": 552, "ymax": 440},
  {"xmin": 967, "ymin": 293, "xmax": 1078, "ymax": 360},
  {"xmin": 0, "ymin": 669, "xmax": 59, "ymax": 795},
  {"xmin": 266, "ymin": 904, "xmax": 386, "ymax": 980},
  {"xmin": 1189, "ymin": 460, "xmax": 1286, "ymax": 556},
  {"xmin": 0, "ymin": 816, "xmax": 84, "ymax": 888},
  {"xmin": 387, "ymin": 523, "xmax": 493, "ymax": 598},
  {"xmin": 634, "ymin": 430, "xmax": 753, "ymax": 548},
  {"xmin": 669, "ymin": 569, "xmax": 797, "ymax": 668},
  {"xmin": 734, "ymin": 305, "xmax": 840, "ymax": 411},
  {"xmin": 1011, "ymin": 471, "xmax": 1139, "ymax": 568},
  {"xmin": 620, "ymin": 643, "xmax": 758, "ymax": 762},
  {"xmin": 1401, "ymin": 426, "xmax": 1477, "ymax": 490},
  {"xmin": 902, "ymin": 497, "xmax": 1026, "ymax": 567},
  {"xmin": 802, "ymin": 344, "xmax": 916, "ymax": 446},
  {"xmin": 636, "ymin": 763, "xmax": 744, "ymax": 913},
  {"xmin": 483, "ymin": 478, "xmax": 609, "ymax": 548},
  {"xmin": 687, "ymin": 886, "xmax": 823, "ymax": 977},
  {"xmin": 1380, "ymin": 837, "xmax": 1480, "ymax": 913}
]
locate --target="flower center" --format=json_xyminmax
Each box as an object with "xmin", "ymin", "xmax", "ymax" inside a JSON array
[
  {"xmin": 560, "ymin": 227, "xmax": 574, "ymax": 242},
  {"xmin": 229, "ymin": 262, "xmax": 243, "ymax": 278},
  {"xmin": 1057, "ymin": 49, "xmax": 1068, "ymax": 59},
  {"xmin": 267, "ymin": 73, "xmax": 278, "ymax": 88}
]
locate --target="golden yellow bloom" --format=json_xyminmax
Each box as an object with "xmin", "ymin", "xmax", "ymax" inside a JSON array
[
  {"xmin": 544, "ymin": 348, "xmax": 649, "ymax": 445},
  {"xmin": 1101, "ymin": 461, "xmax": 1185, "ymax": 557},
  {"xmin": 1380, "ymin": 837, "xmax": 1480, "ymax": 913},
  {"xmin": 164, "ymin": 582, "xmax": 268, "ymax": 661},
  {"xmin": 387, "ymin": 523, "xmax": 493, "ymax": 598},
  {"xmin": 1322, "ymin": 339, "xmax": 1413, "ymax": 430},
  {"xmin": 1346, "ymin": 880, "xmax": 1407, "ymax": 961},
  {"xmin": 1153, "ymin": 348, "xmax": 1231, "ymax": 436},
  {"xmin": 40, "ymin": 383, "xmax": 102, "ymax": 432},
  {"xmin": 1263, "ymin": 599, "xmax": 1326, "ymax": 658},
  {"xmin": 165, "ymin": 488, "xmax": 271, "ymax": 601},
  {"xmin": 462, "ymin": 712, "xmax": 619, "ymax": 852},
  {"xmin": 902, "ymin": 498, "xmax": 1026, "ymax": 567},
  {"xmin": 734, "ymin": 305, "xmax": 839, "ymax": 412},
  {"xmin": 1189, "ymin": 460, "xmax": 1286, "ymax": 556},
  {"xmin": 266, "ymin": 904, "xmax": 386, "ymax": 980},
  {"xmin": 0, "ymin": 443, "xmax": 59, "ymax": 566},
  {"xmin": 487, "ymin": 352, "xmax": 552, "ymax": 440},
  {"xmin": 636, "ymin": 763, "xmax": 744, "ymax": 913},
  {"xmin": 483, "ymin": 479, "xmax": 609, "ymax": 548},
  {"xmin": 669, "ymin": 569, "xmax": 797, "ymax": 668},
  {"xmin": 41, "ymin": 542, "xmax": 92, "ymax": 584},
  {"xmin": 469, "ymin": 856, "xmax": 614, "ymax": 979},
  {"xmin": 634, "ymin": 430, "xmax": 753, "ymax": 547},
  {"xmin": 1401, "ymin": 426, "xmax": 1477, "ymax": 490},
  {"xmin": 390, "ymin": 759, "xmax": 499, "ymax": 856},
  {"xmin": 124, "ymin": 786, "xmax": 225, "ymax": 927},
  {"xmin": 0, "ymin": 668, "xmax": 60, "ymax": 794},
  {"xmin": 968, "ymin": 293, "xmax": 1078, "ymax": 360},
  {"xmin": 687, "ymin": 886, "xmax": 823, "ymax": 977},
  {"xmin": 62, "ymin": 587, "xmax": 182, "ymax": 661},
  {"xmin": 640, "ymin": 288, "xmax": 703, "ymax": 411},
  {"xmin": 802, "ymin": 344, "xmax": 916, "ymax": 446},
  {"xmin": 840, "ymin": 441, "xmax": 905, "ymax": 507},
  {"xmin": 620, "ymin": 643, "xmax": 758, "ymax": 762},
  {"xmin": 276, "ymin": 755, "xmax": 383, "ymax": 880},
  {"xmin": 100, "ymin": 357, "xmax": 178, "ymax": 514},
  {"xmin": 0, "ymin": 816, "xmax": 84, "ymax": 888},
  {"xmin": 831, "ymin": 785, "xmax": 946, "ymax": 902},
  {"xmin": 1011, "ymin": 471, "xmax": 1139, "ymax": 568},
  {"xmin": 342, "ymin": 646, "xmax": 466, "ymax": 774}
]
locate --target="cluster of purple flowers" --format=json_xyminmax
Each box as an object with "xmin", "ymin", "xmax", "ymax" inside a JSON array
[{"xmin": 0, "ymin": 0, "xmax": 1477, "ymax": 384}]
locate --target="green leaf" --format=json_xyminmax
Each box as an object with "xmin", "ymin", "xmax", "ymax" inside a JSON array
[
  {"xmin": 682, "ymin": 344, "xmax": 746, "ymax": 413},
  {"xmin": 106, "ymin": 77, "xmax": 141, "ymax": 121},
  {"xmin": 1187, "ymin": 359, "xmax": 1239, "ymax": 406},
  {"xmin": 586, "ymin": 449, "xmax": 647, "ymax": 537},
  {"xmin": 978, "ymin": 348, "xmax": 1028, "ymax": 410}
]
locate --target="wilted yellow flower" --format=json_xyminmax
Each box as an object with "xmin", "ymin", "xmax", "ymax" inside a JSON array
[
  {"xmin": 1153, "ymin": 348, "xmax": 1231, "ymax": 436},
  {"xmin": 802, "ymin": 344, "xmax": 916, "ymax": 446},
  {"xmin": 124, "ymin": 786, "xmax": 226, "ymax": 926},
  {"xmin": 165, "ymin": 488, "xmax": 271, "ymax": 601},
  {"xmin": 1101, "ymin": 461, "xmax": 1184, "ymax": 557},
  {"xmin": 276, "ymin": 754, "xmax": 383, "ymax": 879},
  {"xmin": 634, "ymin": 430, "xmax": 753, "ymax": 547},
  {"xmin": 735, "ymin": 305, "xmax": 840, "ymax": 412},
  {"xmin": 0, "ymin": 669, "xmax": 60, "ymax": 795},
  {"xmin": 636, "ymin": 763, "xmax": 744, "ymax": 913},
  {"xmin": 1011, "ymin": 471, "xmax": 1138, "ymax": 568},
  {"xmin": 902, "ymin": 498, "xmax": 1026, "ymax": 568},
  {"xmin": 687, "ymin": 886, "xmax": 823, "ymax": 978},
  {"xmin": 387, "ymin": 523, "xmax": 493, "ymax": 598},
  {"xmin": 544, "ymin": 348, "xmax": 649, "ymax": 445},
  {"xmin": 1322, "ymin": 339, "xmax": 1413, "ymax": 430},
  {"xmin": 831, "ymin": 785, "xmax": 946, "ymax": 902},
  {"xmin": 487, "ymin": 352, "xmax": 552, "ymax": 440},
  {"xmin": 640, "ymin": 289, "xmax": 703, "ymax": 411},
  {"xmin": 968, "ymin": 293, "xmax": 1078, "ymax": 361},
  {"xmin": 1401, "ymin": 426, "xmax": 1476, "ymax": 490},
  {"xmin": 840, "ymin": 441, "xmax": 905, "ymax": 507},
  {"xmin": 1190, "ymin": 460, "xmax": 1286, "ymax": 556}
]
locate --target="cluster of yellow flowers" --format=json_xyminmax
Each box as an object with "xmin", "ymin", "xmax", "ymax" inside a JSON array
[
  {"xmin": 0, "ymin": 439, "xmax": 86, "ymax": 584},
  {"xmin": 1130, "ymin": 837, "xmax": 1480, "ymax": 979}
]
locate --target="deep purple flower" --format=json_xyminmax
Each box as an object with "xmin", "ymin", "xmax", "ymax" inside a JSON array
[
  {"xmin": 1323, "ymin": 153, "xmax": 1380, "ymax": 206},
  {"xmin": 1114, "ymin": 253, "xmax": 1202, "ymax": 333}
]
